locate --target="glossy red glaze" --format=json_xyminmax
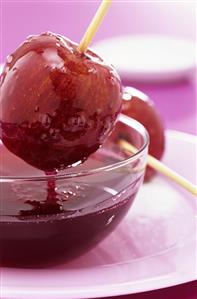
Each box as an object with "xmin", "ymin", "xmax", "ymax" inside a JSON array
[
  {"xmin": 121, "ymin": 87, "xmax": 165, "ymax": 181},
  {"xmin": 0, "ymin": 32, "xmax": 122, "ymax": 172}
]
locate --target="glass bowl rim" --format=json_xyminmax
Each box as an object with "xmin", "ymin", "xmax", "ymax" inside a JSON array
[{"xmin": 1, "ymin": 114, "xmax": 149, "ymax": 182}]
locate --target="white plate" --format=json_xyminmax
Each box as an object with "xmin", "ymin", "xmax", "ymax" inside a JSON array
[
  {"xmin": 1, "ymin": 130, "xmax": 197, "ymax": 299},
  {"xmin": 93, "ymin": 35, "xmax": 196, "ymax": 82}
]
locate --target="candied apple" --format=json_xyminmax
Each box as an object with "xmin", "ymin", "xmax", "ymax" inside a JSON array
[
  {"xmin": 119, "ymin": 87, "xmax": 165, "ymax": 181},
  {"xmin": 0, "ymin": 32, "xmax": 122, "ymax": 172}
]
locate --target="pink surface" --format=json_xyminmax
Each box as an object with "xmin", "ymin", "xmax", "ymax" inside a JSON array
[
  {"xmin": 1, "ymin": 1, "xmax": 196, "ymax": 298},
  {"xmin": 105, "ymin": 281, "xmax": 197, "ymax": 299}
]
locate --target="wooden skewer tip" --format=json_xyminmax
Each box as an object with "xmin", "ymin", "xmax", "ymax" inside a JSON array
[
  {"xmin": 120, "ymin": 140, "xmax": 197, "ymax": 197},
  {"xmin": 78, "ymin": 0, "xmax": 112, "ymax": 53}
]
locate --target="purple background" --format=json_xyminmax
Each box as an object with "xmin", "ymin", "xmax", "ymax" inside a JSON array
[
  {"xmin": 1, "ymin": 1, "xmax": 196, "ymax": 59},
  {"xmin": 1, "ymin": 1, "xmax": 196, "ymax": 298}
]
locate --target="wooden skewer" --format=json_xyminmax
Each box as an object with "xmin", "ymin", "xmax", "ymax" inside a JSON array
[
  {"xmin": 78, "ymin": 0, "xmax": 112, "ymax": 52},
  {"xmin": 120, "ymin": 140, "xmax": 197, "ymax": 197}
]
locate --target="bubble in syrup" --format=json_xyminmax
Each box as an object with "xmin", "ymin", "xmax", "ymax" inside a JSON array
[
  {"xmin": 34, "ymin": 105, "xmax": 40, "ymax": 112},
  {"xmin": 6, "ymin": 55, "xmax": 13, "ymax": 64}
]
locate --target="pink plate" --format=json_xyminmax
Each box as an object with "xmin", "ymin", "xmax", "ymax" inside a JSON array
[{"xmin": 1, "ymin": 130, "xmax": 196, "ymax": 299}]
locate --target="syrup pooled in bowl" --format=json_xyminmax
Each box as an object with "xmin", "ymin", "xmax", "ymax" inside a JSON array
[{"xmin": 0, "ymin": 117, "xmax": 148, "ymax": 267}]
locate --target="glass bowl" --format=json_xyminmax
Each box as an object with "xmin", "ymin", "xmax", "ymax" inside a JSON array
[{"xmin": 0, "ymin": 114, "xmax": 149, "ymax": 267}]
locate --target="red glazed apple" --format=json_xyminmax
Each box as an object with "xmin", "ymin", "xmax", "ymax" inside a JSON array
[
  {"xmin": 0, "ymin": 32, "xmax": 122, "ymax": 172},
  {"xmin": 120, "ymin": 87, "xmax": 165, "ymax": 181}
]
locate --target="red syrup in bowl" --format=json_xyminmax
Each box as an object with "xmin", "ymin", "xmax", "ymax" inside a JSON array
[
  {"xmin": 0, "ymin": 179, "xmax": 139, "ymax": 268},
  {"xmin": 0, "ymin": 144, "xmax": 144, "ymax": 268}
]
